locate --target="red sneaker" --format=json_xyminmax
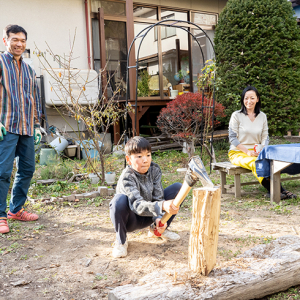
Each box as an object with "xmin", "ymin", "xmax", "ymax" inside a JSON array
[
  {"xmin": 0, "ymin": 217, "xmax": 9, "ymax": 234},
  {"xmin": 7, "ymin": 208, "xmax": 39, "ymax": 221}
]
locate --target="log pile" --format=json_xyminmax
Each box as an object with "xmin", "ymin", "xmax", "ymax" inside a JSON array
[
  {"xmin": 145, "ymin": 135, "xmax": 182, "ymax": 152},
  {"xmin": 108, "ymin": 235, "xmax": 300, "ymax": 300}
]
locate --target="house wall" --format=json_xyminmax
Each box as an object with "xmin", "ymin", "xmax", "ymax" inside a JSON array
[
  {"xmin": 134, "ymin": 0, "xmax": 227, "ymax": 14},
  {"xmin": 0, "ymin": 0, "xmax": 89, "ymax": 76}
]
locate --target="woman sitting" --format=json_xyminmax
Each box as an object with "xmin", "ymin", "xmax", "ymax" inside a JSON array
[{"xmin": 228, "ymin": 86, "xmax": 296, "ymax": 199}]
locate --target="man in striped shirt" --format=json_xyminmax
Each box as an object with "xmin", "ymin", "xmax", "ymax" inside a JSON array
[{"xmin": 0, "ymin": 25, "xmax": 42, "ymax": 234}]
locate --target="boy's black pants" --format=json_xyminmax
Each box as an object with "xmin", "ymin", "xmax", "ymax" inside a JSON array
[{"xmin": 109, "ymin": 182, "xmax": 182, "ymax": 244}]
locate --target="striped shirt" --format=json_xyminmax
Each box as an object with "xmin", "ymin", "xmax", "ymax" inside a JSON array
[{"xmin": 0, "ymin": 51, "xmax": 42, "ymax": 136}]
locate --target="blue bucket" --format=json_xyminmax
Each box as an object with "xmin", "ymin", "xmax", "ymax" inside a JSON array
[{"xmin": 77, "ymin": 140, "xmax": 103, "ymax": 160}]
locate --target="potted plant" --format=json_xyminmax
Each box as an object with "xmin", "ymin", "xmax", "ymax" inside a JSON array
[{"xmin": 174, "ymin": 69, "xmax": 187, "ymax": 84}]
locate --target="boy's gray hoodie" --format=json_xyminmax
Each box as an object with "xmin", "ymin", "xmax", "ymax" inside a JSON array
[{"xmin": 116, "ymin": 162, "xmax": 165, "ymax": 221}]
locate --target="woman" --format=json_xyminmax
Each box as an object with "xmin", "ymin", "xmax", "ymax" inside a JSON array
[{"xmin": 228, "ymin": 86, "xmax": 296, "ymax": 199}]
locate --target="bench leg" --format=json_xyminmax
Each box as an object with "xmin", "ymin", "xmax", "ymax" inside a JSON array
[
  {"xmin": 234, "ymin": 174, "xmax": 241, "ymax": 198},
  {"xmin": 220, "ymin": 171, "xmax": 227, "ymax": 194}
]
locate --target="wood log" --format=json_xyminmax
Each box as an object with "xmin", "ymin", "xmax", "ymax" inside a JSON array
[
  {"xmin": 188, "ymin": 187, "xmax": 221, "ymax": 275},
  {"xmin": 108, "ymin": 236, "xmax": 300, "ymax": 300},
  {"xmin": 151, "ymin": 143, "xmax": 182, "ymax": 151}
]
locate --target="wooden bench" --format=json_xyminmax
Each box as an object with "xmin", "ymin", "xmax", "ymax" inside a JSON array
[
  {"xmin": 212, "ymin": 162, "xmax": 259, "ymax": 197},
  {"xmin": 212, "ymin": 161, "xmax": 300, "ymax": 199}
]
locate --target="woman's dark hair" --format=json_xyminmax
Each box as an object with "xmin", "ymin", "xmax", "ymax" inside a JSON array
[
  {"xmin": 125, "ymin": 136, "xmax": 151, "ymax": 156},
  {"xmin": 3, "ymin": 24, "xmax": 27, "ymax": 40},
  {"xmin": 240, "ymin": 86, "xmax": 261, "ymax": 116}
]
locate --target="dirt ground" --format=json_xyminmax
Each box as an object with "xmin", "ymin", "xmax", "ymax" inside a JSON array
[{"xmin": 1, "ymin": 169, "xmax": 300, "ymax": 300}]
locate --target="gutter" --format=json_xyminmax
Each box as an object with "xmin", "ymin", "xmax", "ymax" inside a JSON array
[{"xmin": 85, "ymin": 0, "xmax": 92, "ymax": 69}]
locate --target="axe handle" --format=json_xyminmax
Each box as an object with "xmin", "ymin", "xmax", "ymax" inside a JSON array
[{"xmin": 160, "ymin": 180, "xmax": 192, "ymax": 225}]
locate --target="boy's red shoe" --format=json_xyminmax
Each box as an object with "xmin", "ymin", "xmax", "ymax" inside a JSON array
[
  {"xmin": 0, "ymin": 218, "xmax": 9, "ymax": 234},
  {"xmin": 7, "ymin": 209, "xmax": 39, "ymax": 221}
]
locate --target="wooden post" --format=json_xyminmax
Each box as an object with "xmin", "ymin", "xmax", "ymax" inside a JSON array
[{"xmin": 189, "ymin": 187, "xmax": 221, "ymax": 276}]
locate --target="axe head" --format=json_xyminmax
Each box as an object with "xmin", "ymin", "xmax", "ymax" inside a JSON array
[{"xmin": 185, "ymin": 156, "xmax": 214, "ymax": 188}]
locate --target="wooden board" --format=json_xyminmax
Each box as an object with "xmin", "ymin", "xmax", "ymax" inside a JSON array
[
  {"xmin": 189, "ymin": 187, "xmax": 221, "ymax": 275},
  {"xmin": 108, "ymin": 235, "xmax": 300, "ymax": 300}
]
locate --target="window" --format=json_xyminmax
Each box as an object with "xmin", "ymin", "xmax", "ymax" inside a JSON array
[
  {"xmin": 154, "ymin": 14, "xmax": 176, "ymax": 41},
  {"xmin": 91, "ymin": 0, "xmax": 126, "ymax": 15}
]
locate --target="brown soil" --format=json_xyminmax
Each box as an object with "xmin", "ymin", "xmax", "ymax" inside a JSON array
[{"xmin": 1, "ymin": 185, "xmax": 300, "ymax": 300}]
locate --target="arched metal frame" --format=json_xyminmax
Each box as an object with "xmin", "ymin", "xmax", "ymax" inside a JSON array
[{"xmin": 125, "ymin": 19, "xmax": 216, "ymax": 165}]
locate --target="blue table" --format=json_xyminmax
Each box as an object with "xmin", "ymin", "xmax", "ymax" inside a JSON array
[{"xmin": 256, "ymin": 144, "xmax": 300, "ymax": 203}]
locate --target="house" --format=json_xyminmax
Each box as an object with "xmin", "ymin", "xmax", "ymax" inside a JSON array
[
  {"xmin": 290, "ymin": 0, "xmax": 300, "ymax": 23},
  {"xmin": 0, "ymin": 0, "xmax": 227, "ymax": 145}
]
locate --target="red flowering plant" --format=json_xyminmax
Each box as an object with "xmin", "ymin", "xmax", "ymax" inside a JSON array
[{"xmin": 157, "ymin": 92, "xmax": 225, "ymax": 158}]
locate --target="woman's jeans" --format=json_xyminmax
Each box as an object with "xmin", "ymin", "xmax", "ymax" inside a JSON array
[
  {"xmin": 110, "ymin": 182, "xmax": 182, "ymax": 244},
  {"xmin": 0, "ymin": 132, "xmax": 35, "ymax": 218}
]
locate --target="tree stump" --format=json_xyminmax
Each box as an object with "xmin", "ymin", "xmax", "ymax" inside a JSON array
[{"xmin": 188, "ymin": 187, "xmax": 221, "ymax": 275}]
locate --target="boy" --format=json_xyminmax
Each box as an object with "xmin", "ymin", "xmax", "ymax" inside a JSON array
[{"xmin": 109, "ymin": 136, "xmax": 182, "ymax": 258}]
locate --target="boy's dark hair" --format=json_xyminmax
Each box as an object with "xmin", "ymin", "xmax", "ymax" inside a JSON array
[
  {"xmin": 240, "ymin": 85, "xmax": 261, "ymax": 116},
  {"xmin": 125, "ymin": 136, "xmax": 151, "ymax": 156},
  {"xmin": 3, "ymin": 24, "xmax": 27, "ymax": 40}
]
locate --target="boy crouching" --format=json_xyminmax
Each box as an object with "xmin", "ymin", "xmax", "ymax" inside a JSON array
[{"xmin": 109, "ymin": 136, "xmax": 183, "ymax": 258}]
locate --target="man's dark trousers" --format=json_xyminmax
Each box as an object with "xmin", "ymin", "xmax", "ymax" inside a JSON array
[{"xmin": 0, "ymin": 132, "xmax": 35, "ymax": 218}]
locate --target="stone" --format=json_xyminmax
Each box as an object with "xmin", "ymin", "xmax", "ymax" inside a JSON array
[
  {"xmin": 98, "ymin": 186, "xmax": 108, "ymax": 197},
  {"xmin": 85, "ymin": 258, "xmax": 92, "ymax": 267},
  {"xmin": 75, "ymin": 194, "xmax": 85, "ymax": 200},
  {"xmin": 63, "ymin": 195, "xmax": 76, "ymax": 201},
  {"xmin": 50, "ymin": 197, "xmax": 57, "ymax": 202},
  {"xmin": 108, "ymin": 188, "xmax": 115, "ymax": 196},
  {"xmin": 82, "ymin": 191, "xmax": 100, "ymax": 199}
]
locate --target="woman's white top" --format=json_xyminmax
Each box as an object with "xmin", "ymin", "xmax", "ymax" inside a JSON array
[{"xmin": 228, "ymin": 110, "xmax": 269, "ymax": 151}]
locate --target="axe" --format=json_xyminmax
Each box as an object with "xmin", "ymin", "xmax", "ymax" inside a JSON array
[{"xmin": 150, "ymin": 156, "xmax": 214, "ymax": 237}]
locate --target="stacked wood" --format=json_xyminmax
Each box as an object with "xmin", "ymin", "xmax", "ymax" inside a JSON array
[
  {"xmin": 145, "ymin": 134, "xmax": 183, "ymax": 152},
  {"xmin": 188, "ymin": 187, "xmax": 221, "ymax": 275},
  {"xmin": 108, "ymin": 235, "xmax": 300, "ymax": 300},
  {"xmin": 144, "ymin": 130, "xmax": 229, "ymax": 153}
]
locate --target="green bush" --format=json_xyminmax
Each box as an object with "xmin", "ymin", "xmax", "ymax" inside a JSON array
[
  {"xmin": 40, "ymin": 163, "xmax": 72, "ymax": 180},
  {"xmin": 215, "ymin": 0, "xmax": 300, "ymax": 135}
]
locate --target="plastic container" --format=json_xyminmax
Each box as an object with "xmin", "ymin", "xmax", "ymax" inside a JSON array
[
  {"xmin": 50, "ymin": 136, "xmax": 69, "ymax": 154},
  {"xmin": 64, "ymin": 145, "xmax": 77, "ymax": 157},
  {"xmin": 105, "ymin": 172, "xmax": 116, "ymax": 185},
  {"xmin": 39, "ymin": 148, "xmax": 57, "ymax": 165},
  {"xmin": 170, "ymin": 90, "xmax": 178, "ymax": 98},
  {"xmin": 77, "ymin": 140, "xmax": 103, "ymax": 160},
  {"xmin": 89, "ymin": 173, "xmax": 100, "ymax": 184}
]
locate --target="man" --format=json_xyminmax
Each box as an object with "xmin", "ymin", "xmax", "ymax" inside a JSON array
[{"xmin": 0, "ymin": 25, "xmax": 42, "ymax": 234}]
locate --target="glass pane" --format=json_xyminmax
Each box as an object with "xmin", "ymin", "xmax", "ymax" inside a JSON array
[
  {"xmin": 92, "ymin": 19, "xmax": 127, "ymax": 99},
  {"xmin": 191, "ymin": 28, "xmax": 215, "ymax": 92},
  {"xmin": 134, "ymin": 23, "xmax": 160, "ymax": 97},
  {"xmin": 162, "ymin": 31, "xmax": 190, "ymax": 97},
  {"xmin": 91, "ymin": 0, "xmax": 126, "ymax": 15},
  {"xmin": 133, "ymin": 6, "xmax": 157, "ymax": 19},
  {"xmin": 106, "ymin": 61, "xmax": 127, "ymax": 98},
  {"xmin": 161, "ymin": 9, "xmax": 188, "ymax": 22},
  {"xmin": 191, "ymin": 12, "xmax": 217, "ymax": 26},
  {"xmin": 92, "ymin": 19, "xmax": 100, "ymax": 60}
]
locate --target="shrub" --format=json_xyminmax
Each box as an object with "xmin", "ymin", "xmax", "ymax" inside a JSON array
[
  {"xmin": 215, "ymin": 0, "xmax": 300, "ymax": 135},
  {"xmin": 156, "ymin": 92, "xmax": 225, "ymax": 158}
]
